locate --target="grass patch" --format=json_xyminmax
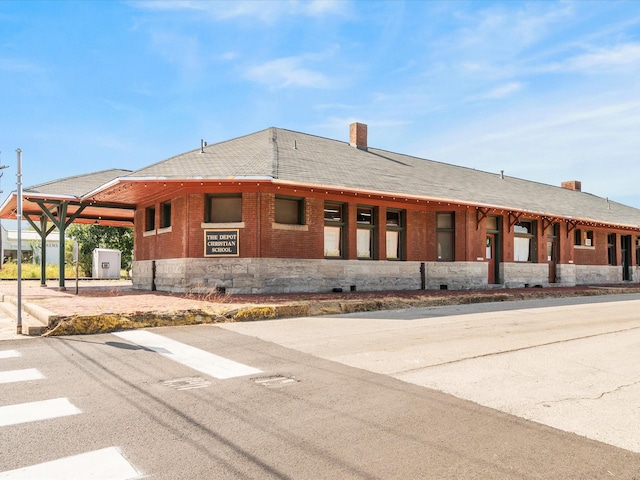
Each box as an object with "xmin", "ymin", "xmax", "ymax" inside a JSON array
[{"xmin": 0, "ymin": 262, "xmax": 87, "ymax": 279}]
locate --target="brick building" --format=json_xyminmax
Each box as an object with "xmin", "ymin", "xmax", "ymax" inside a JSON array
[{"xmin": 2, "ymin": 123, "xmax": 640, "ymax": 293}]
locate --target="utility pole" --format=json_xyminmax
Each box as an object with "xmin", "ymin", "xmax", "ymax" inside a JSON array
[{"xmin": 16, "ymin": 149, "xmax": 22, "ymax": 335}]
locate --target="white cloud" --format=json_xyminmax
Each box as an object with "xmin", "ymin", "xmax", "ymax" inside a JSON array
[
  {"xmin": 469, "ymin": 82, "xmax": 523, "ymax": 101},
  {"xmin": 420, "ymin": 95, "xmax": 640, "ymax": 205},
  {"xmin": 131, "ymin": 0, "xmax": 349, "ymax": 23},
  {"xmin": 454, "ymin": 3, "xmax": 574, "ymax": 56},
  {"xmin": 566, "ymin": 43, "xmax": 640, "ymax": 72},
  {"xmin": 244, "ymin": 56, "xmax": 330, "ymax": 88}
]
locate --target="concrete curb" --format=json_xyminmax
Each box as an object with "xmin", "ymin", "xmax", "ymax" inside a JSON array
[{"xmin": 8, "ymin": 286, "xmax": 640, "ymax": 337}]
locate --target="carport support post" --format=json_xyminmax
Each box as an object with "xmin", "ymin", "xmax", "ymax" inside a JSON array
[
  {"xmin": 57, "ymin": 202, "xmax": 67, "ymax": 291},
  {"xmin": 39, "ymin": 215, "xmax": 47, "ymax": 287}
]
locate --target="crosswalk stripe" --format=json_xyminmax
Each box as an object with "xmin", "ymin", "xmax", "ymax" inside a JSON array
[
  {"xmin": 0, "ymin": 368, "xmax": 44, "ymax": 384},
  {"xmin": 113, "ymin": 330, "xmax": 262, "ymax": 379},
  {"xmin": 0, "ymin": 398, "xmax": 81, "ymax": 427},
  {"xmin": 0, "ymin": 446, "xmax": 142, "ymax": 479},
  {"xmin": 0, "ymin": 350, "xmax": 21, "ymax": 359}
]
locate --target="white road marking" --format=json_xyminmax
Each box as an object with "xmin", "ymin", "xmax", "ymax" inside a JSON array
[
  {"xmin": 0, "ymin": 398, "xmax": 81, "ymax": 427},
  {"xmin": 0, "ymin": 446, "xmax": 142, "ymax": 479},
  {"xmin": 113, "ymin": 330, "xmax": 262, "ymax": 379},
  {"xmin": 0, "ymin": 368, "xmax": 44, "ymax": 384},
  {"xmin": 0, "ymin": 350, "xmax": 20, "ymax": 359}
]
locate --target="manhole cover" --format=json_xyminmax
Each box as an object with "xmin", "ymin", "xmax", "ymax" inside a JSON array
[
  {"xmin": 163, "ymin": 377, "xmax": 212, "ymax": 391},
  {"xmin": 252, "ymin": 375, "xmax": 299, "ymax": 388}
]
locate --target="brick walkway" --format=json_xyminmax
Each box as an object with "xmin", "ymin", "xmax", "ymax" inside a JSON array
[{"xmin": 2, "ymin": 279, "xmax": 640, "ymax": 318}]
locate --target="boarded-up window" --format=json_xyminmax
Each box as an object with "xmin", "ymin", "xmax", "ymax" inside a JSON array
[
  {"xmin": 208, "ymin": 195, "xmax": 242, "ymax": 223},
  {"xmin": 275, "ymin": 197, "xmax": 303, "ymax": 225}
]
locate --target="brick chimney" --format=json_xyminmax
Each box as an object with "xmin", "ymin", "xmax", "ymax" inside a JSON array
[
  {"xmin": 561, "ymin": 180, "xmax": 582, "ymax": 191},
  {"xmin": 350, "ymin": 122, "xmax": 367, "ymax": 150}
]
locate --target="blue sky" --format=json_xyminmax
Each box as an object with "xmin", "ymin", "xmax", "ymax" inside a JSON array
[{"xmin": 1, "ymin": 0, "xmax": 640, "ymax": 209}]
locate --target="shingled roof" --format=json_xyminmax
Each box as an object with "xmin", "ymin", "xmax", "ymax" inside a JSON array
[
  {"xmin": 26, "ymin": 169, "xmax": 132, "ymax": 198},
  {"xmin": 125, "ymin": 127, "xmax": 640, "ymax": 228}
]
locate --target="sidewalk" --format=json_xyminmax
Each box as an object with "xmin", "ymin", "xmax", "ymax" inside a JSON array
[{"xmin": 1, "ymin": 278, "xmax": 640, "ymax": 338}]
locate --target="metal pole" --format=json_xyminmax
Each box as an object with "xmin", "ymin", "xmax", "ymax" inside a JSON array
[{"xmin": 16, "ymin": 149, "xmax": 22, "ymax": 335}]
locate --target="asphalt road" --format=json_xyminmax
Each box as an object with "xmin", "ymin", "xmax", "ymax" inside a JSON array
[{"xmin": 1, "ymin": 295, "xmax": 640, "ymax": 479}]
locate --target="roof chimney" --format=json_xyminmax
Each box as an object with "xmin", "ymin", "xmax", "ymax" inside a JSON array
[
  {"xmin": 349, "ymin": 122, "xmax": 367, "ymax": 150},
  {"xmin": 561, "ymin": 180, "xmax": 581, "ymax": 192}
]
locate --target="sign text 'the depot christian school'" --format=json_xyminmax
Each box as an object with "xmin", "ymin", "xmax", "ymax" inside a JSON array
[{"xmin": 204, "ymin": 230, "xmax": 239, "ymax": 257}]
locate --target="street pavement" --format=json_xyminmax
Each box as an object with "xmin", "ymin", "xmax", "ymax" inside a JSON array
[
  {"xmin": 222, "ymin": 294, "xmax": 640, "ymax": 455},
  {"xmin": 1, "ymin": 294, "xmax": 640, "ymax": 478}
]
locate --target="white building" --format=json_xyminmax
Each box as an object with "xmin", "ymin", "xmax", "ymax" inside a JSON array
[{"xmin": 1, "ymin": 224, "xmax": 61, "ymax": 266}]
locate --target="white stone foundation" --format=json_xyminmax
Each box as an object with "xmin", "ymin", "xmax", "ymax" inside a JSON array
[
  {"xmin": 574, "ymin": 265, "xmax": 622, "ymax": 285},
  {"xmin": 501, "ymin": 263, "xmax": 550, "ymax": 288},
  {"xmin": 132, "ymin": 258, "xmax": 488, "ymax": 294},
  {"xmin": 131, "ymin": 259, "xmax": 637, "ymax": 294}
]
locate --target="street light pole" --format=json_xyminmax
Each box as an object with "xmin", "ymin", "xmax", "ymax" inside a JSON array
[{"xmin": 16, "ymin": 148, "xmax": 22, "ymax": 335}]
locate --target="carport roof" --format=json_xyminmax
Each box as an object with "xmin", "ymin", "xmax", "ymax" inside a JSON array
[{"xmin": 0, "ymin": 169, "xmax": 135, "ymax": 227}]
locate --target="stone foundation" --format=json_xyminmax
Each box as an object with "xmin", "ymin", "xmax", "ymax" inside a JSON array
[
  {"xmin": 555, "ymin": 263, "xmax": 576, "ymax": 287},
  {"xmin": 132, "ymin": 258, "xmax": 488, "ymax": 294},
  {"xmin": 501, "ymin": 263, "xmax": 550, "ymax": 288},
  {"xmin": 132, "ymin": 258, "xmax": 637, "ymax": 294},
  {"xmin": 574, "ymin": 265, "xmax": 622, "ymax": 285}
]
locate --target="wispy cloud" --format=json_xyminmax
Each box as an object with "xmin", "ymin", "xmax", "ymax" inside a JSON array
[
  {"xmin": 565, "ymin": 43, "xmax": 640, "ymax": 72},
  {"xmin": 131, "ymin": 0, "xmax": 349, "ymax": 23},
  {"xmin": 244, "ymin": 55, "xmax": 330, "ymax": 89},
  {"xmin": 468, "ymin": 82, "xmax": 524, "ymax": 101},
  {"xmin": 454, "ymin": 3, "xmax": 574, "ymax": 57}
]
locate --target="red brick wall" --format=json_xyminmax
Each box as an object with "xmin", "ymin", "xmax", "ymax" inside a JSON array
[
  {"xmin": 405, "ymin": 210, "xmax": 428, "ymax": 261},
  {"xmin": 133, "ymin": 185, "xmax": 634, "ymax": 270}
]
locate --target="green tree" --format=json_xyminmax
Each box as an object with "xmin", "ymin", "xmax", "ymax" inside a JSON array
[{"xmin": 66, "ymin": 224, "xmax": 133, "ymax": 276}]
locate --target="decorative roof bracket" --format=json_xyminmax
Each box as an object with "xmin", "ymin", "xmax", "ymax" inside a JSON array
[{"xmin": 476, "ymin": 207, "xmax": 490, "ymax": 230}]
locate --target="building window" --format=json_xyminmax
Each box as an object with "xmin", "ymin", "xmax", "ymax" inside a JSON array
[
  {"xmin": 574, "ymin": 229, "xmax": 594, "ymax": 246},
  {"xmin": 436, "ymin": 212, "xmax": 454, "ymax": 261},
  {"xmin": 514, "ymin": 220, "xmax": 536, "ymax": 262},
  {"xmin": 357, "ymin": 206, "xmax": 375, "ymax": 259},
  {"xmin": 275, "ymin": 196, "xmax": 304, "ymax": 225},
  {"xmin": 324, "ymin": 203, "xmax": 345, "ymax": 258},
  {"xmin": 207, "ymin": 194, "xmax": 242, "ymax": 223},
  {"xmin": 160, "ymin": 201, "xmax": 171, "ymax": 228},
  {"xmin": 608, "ymin": 233, "xmax": 617, "ymax": 265},
  {"xmin": 145, "ymin": 206, "xmax": 155, "ymax": 231},
  {"xmin": 386, "ymin": 209, "xmax": 404, "ymax": 260},
  {"xmin": 486, "ymin": 215, "xmax": 499, "ymax": 232},
  {"xmin": 636, "ymin": 237, "xmax": 640, "ymax": 266}
]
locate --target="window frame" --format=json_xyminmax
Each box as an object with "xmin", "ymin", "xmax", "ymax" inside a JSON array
[
  {"xmin": 356, "ymin": 206, "xmax": 376, "ymax": 259},
  {"xmin": 324, "ymin": 202, "xmax": 346, "ymax": 259},
  {"xmin": 385, "ymin": 209, "xmax": 404, "ymax": 260},
  {"xmin": 145, "ymin": 206, "xmax": 156, "ymax": 232},
  {"xmin": 574, "ymin": 228, "xmax": 594, "ymax": 247},
  {"xmin": 513, "ymin": 219, "xmax": 537, "ymax": 263},
  {"xmin": 436, "ymin": 212, "xmax": 455, "ymax": 262},
  {"xmin": 275, "ymin": 195, "xmax": 304, "ymax": 225},
  {"xmin": 206, "ymin": 194, "xmax": 243, "ymax": 224},
  {"xmin": 160, "ymin": 201, "xmax": 172, "ymax": 229},
  {"xmin": 607, "ymin": 233, "xmax": 617, "ymax": 266}
]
